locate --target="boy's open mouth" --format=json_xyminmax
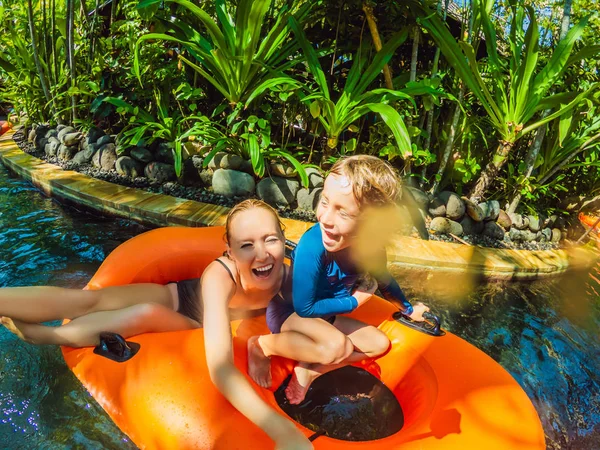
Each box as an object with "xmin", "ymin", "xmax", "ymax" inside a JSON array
[{"xmin": 252, "ymin": 264, "xmax": 274, "ymax": 278}]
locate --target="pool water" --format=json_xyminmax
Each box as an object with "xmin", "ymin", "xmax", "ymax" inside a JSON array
[{"xmin": 1, "ymin": 163, "xmax": 599, "ymax": 449}]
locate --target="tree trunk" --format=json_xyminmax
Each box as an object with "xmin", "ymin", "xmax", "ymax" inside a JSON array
[
  {"xmin": 362, "ymin": 3, "xmax": 393, "ymax": 90},
  {"xmin": 431, "ymin": 85, "xmax": 464, "ymax": 195},
  {"xmin": 469, "ymin": 140, "xmax": 515, "ymax": 201},
  {"xmin": 560, "ymin": 0, "xmax": 572, "ymax": 41},
  {"xmin": 67, "ymin": 0, "xmax": 77, "ymax": 123},
  {"xmin": 27, "ymin": 0, "xmax": 53, "ymax": 113}
]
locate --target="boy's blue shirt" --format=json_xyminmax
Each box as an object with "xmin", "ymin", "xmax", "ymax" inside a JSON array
[{"xmin": 291, "ymin": 223, "xmax": 413, "ymax": 318}]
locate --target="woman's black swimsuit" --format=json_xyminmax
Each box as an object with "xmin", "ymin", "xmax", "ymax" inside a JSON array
[{"xmin": 174, "ymin": 259, "xmax": 276, "ymax": 324}]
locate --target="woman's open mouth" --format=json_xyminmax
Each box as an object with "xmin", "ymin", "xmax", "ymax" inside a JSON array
[{"xmin": 252, "ymin": 264, "xmax": 274, "ymax": 279}]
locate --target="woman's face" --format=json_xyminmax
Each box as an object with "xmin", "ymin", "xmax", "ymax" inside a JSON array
[
  {"xmin": 227, "ymin": 208, "xmax": 285, "ymax": 290},
  {"xmin": 316, "ymin": 173, "xmax": 361, "ymax": 252}
]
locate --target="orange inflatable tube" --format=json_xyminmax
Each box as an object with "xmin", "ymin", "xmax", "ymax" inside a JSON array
[
  {"xmin": 0, "ymin": 121, "xmax": 11, "ymax": 136},
  {"xmin": 579, "ymin": 212, "xmax": 600, "ymax": 247},
  {"xmin": 61, "ymin": 226, "xmax": 545, "ymax": 449}
]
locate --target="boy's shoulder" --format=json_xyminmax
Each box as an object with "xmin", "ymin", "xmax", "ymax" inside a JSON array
[{"xmin": 294, "ymin": 224, "xmax": 325, "ymax": 256}]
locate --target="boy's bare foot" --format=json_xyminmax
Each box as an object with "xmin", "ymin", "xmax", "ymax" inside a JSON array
[
  {"xmin": 1, "ymin": 317, "xmax": 32, "ymax": 343},
  {"xmin": 247, "ymin": 336, "xmax": 272, "ymax": 388},
  {"xmin": 285, "ymin": 363, "xmax": 321, "ymax": 405}
]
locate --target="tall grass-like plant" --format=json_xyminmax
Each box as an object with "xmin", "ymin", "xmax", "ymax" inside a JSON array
[
  {"xmin": 135, "ymin": 0, "xmax": 306, "ymax": 106},
  {"xmin": 289, "ymin": 17, "xmax": 420, "ymax": 159},
  {"xmin": 414, "ymin": 0, "xmax": 598, "ymax": 200}
]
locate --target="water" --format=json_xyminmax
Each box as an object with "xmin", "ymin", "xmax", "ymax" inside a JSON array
[{"xmin": 1, "ymin": 163, "xmax": 599, "ymax": 449}]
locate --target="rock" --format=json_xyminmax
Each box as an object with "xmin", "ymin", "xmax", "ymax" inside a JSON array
[
  {"xmin": 508, "ymin": 212, "xmax": 527, "ymax": 230},
  {"xmin": 130, "ymin": 147, "xmax": 153, "ymax": 164},
  {"xmin": 239, "ymin": 159, "xmax": 254, "ymax": 175},
  {"xmin": 44, "ymin": 129, "xmax": 58, "ymax": 139},
  {"xmin": 56, "ymin": 124, "xmax": 67, "ymax": 132},
  {"xmin": 544, "ymin": 214, "xmax": 558, "ymax": 229},
  {"xmin": 270, "ymin": 162, "xmax": 296, "ymax": 178},
  {"xmin": 527, "ymin": 215, "xmax": 540, "ymax": 232},
  {"xmin": 36, "ymin": 137, "xmax": 48, "ymax": 152},
  {"xmin": 463, "ymin": 197, "xmax": 485, "ymax": 221},
  {"xmin": 44, "ymin": 138, "xmax": 61, "ymax": 157},
  {"xmin": 405, "ymin": 187, "xmax": 429, "ymax": 211},
  {"xmin": 220, "ymin": 154, "xmax": 244, "ymax": 170},
  {"xmin": 191, "ymin": 155, "xmax": 204, "ymax": 170},
  {"xmin": 522, "ymin": 229, "xmax": 537, "ymax": 242},
  {"xmin": 86, "ymin": 126, "xmax": 105, "ymax": 144},
  {"xmin": 177, "ymin": 158, "xmax": 201, "ymax": 185},
  {"xmin": 154, "ymin": 142, "xmax": 175, "ymax": 164},
  {"xmin": 460, "ymin": 216, "xmax": 476, "ymax": 235},
  {"xmin": 57, "ymin": 144, "xmax": 77, "ymax": 161},
  {"xmin": 144, "ymin": 162, "xmax": 176, "ymax": 184},
  {"xmin": 483, "ymin": 221, "xmax": 505, "ymax": 240},
  {"xmin": 482, "ymin": 200, "xmax": 500, "ymax": 221},
  {"xmin": 212, "ymin": 169, "xmax": 255, "ymax": 197},
  {"xmin": 551, "ymin": 228, "xmax": 561, "ymax": 243},
  {"xmin": 449, "ymin": 220, "xmax": 464, "ymax": 236},
  {"xmin": 92, "ymin": 143, "xmax": 117, "ymax": 171},
  {"xmin": 61, "ymin": 131, "xmax": 83, "ymax": 147},
  {"xmin": 207, "ymin": 152, "xmax": 227, "ymax": 170},
  {"xmin": 439, "ymin": 191, "xmax": 465, "ymax": 220},
  {"xmin": 115, "ymin": 156, "xmax": 142, "ymax": 178},
  {"xmin": 182, "ymin": 141, "xmax": 204, "ymax": 159},
  {"xmin": 28, "ymin": 128, "xmax": 37, "ymax": 143},
  {"xmin": 199, "ymin": 169, "xmax": 213, "ymax": 186},
  {"xmin": 306, "ymin": 168, "xmax": 324, "ymax": 189},
  {"xmin": 96, "ymin": 135, "xmax": 113, "ymax": 147},
  {"xmin": 429, "ymin": 217, "xmax": 452, "ymax": 234},
  {"xmin": 509, "ymin": 228, "xmax": 523, "ymax": 242},
  {"xmin": 428, "ymin": 197, "xmax": 446, "ymax": 217},
  {"xmin": 57, "ymin": 126, "xmax": 76, "ymax": 142},
  {"xmin": 297, "ymin": 187, "xmax": 322, "ymax": 211},
  {"xmin": 540, "ymin": 228, "xmax": 552, "ymax": 242},
  {"xmin": 257, "ymin": 176, "xmax": 300, "ymax": 207},
  {"xmin": 497, "ymin": 210, "xmax": 512, "ymax": 230},
  {"xmin": 71, "ymin": 145, "xmax": 97, "ymax": 165}
]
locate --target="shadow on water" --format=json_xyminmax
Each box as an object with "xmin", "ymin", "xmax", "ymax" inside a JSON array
[
  {"xmin": 275, "ymin": 366, "xmax": 404, "ymax": 441},
  {"xmin": 1, "ymin": 162, "xmax": 599, "ymax": 449}
]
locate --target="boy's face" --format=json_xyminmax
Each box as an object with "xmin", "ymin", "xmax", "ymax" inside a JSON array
[{"xmin": 316, "ymin": 173, "xmax": 361, "ymax": 252}]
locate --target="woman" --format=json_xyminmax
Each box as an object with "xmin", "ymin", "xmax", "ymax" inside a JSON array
[{"xmin": 0, "ymin": 199, "xmax": 312, "ymax": 450}]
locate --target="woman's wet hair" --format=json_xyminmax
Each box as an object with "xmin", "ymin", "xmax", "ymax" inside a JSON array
[
  {"xmin": 330, "ymin": 155, "xmax": 401, "ymax": 207},
  {"xmin": 224, "ymin": 199, "xmax": 285, "ymax": 244}
]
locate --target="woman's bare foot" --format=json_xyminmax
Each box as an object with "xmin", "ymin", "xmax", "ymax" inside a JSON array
[
  {"xmin": 285, "ymin": 363, "xmax": 321, "ymax": 404},
  {"xmin": 247, "ymin": 336, "xmax": 272, "ymax": 388},
  {"xmin": 1, "ymin": 316, "xmax": 33, "ymax": 343}
]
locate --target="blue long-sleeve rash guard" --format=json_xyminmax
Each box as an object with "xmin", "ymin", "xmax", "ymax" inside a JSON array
[{"xmin": 291, "ymin": 224, "xmax": 413, "ymax": 318}]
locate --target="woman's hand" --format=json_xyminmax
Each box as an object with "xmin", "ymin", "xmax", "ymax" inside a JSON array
[
  {"xmin": 408, "ymin": 302, "xmax": 430, "ymax": 322},
  {"xmin": 272, "ymin": 417, "xmax": 313, "ymax": 450},
  {"xmin": 352, "ymin": 275, "xmax": 378, "ymax": 306}
]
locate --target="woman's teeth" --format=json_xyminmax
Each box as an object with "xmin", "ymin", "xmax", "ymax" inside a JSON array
[{"xmin": 252, "ymin": 264, "xmax": 274, "ymax": 277}]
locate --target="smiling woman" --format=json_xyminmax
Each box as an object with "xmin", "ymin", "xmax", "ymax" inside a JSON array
[{"xmin": 0, "ymin": 199, "xmax": 313, "ymax": 450}]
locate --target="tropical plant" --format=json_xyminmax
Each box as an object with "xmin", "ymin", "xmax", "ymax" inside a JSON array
[
  {"xmin": 289, "ymin": 17, "xmax": 418, "ymax": 159},
  {"xmin": 414, "ymin": 0, "xmax": 599, "ymax": 200},
  {"xmin": 134, "ymin": 0, "xmax": 307, "ymax": 107}
]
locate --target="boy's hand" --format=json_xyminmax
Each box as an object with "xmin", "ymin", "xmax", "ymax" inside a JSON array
[
  {"xmin": 408, "ymin": 302, "xmax": 430, "ymax": 322},
  {"xmin": 353, "ymin": 275, "xmax": 378, "ymax": 306}
]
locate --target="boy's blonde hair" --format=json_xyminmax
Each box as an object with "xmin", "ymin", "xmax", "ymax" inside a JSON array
[
  {"xmin": 330, "ymin": 155, "xmax": 401, "ymax": 207},
  {"xmin": 225, "ymin": 199, "xmax": 285, "ymax": 244}
]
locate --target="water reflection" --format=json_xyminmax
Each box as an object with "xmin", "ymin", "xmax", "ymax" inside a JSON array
[{"xmin": 1, "ymin": 162, "xmax": 599, "ymax": 449}]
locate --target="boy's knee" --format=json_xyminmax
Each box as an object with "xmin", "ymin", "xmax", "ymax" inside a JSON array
[
  {"xmin": 128, "ymin": 303, "xmax": 162, "ymax": 326},
  {"xmin": 368, "ymin": 328, "xmax": 390, "ymax": 356},
  {"xmin": 317, "ymin": 333, "xmax": 353, "ymax": 365}
]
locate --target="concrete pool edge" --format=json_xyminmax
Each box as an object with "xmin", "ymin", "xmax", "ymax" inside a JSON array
[{"xmin": 1, "ymin": 129, "xmax": 596, "ymax": 280}]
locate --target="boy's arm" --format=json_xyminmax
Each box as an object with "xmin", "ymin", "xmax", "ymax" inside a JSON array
[
  {"xmin": 371, "ymin": 248, "xmax": 414, "ymax": 315},
  {"xmin": 292, "ymin": 227, "xmax": 358, "ymax": 317}
]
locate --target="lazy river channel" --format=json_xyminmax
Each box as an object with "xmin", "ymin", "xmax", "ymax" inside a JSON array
[{"xmin": 0, "ymin": 163, "xmax": 598, "ymax": 449}]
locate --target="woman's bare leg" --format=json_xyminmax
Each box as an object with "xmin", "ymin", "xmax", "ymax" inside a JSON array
[
  {"xmin": 285, "ymin": 316, "xmax": 390, "ymax": 404},
  {"xmin": 0, "ymin": 302, "xmax": 198, "ymax": 347},
  {"xmin": 0, "ymin": 283, "xmax": 177, "ymax": 323}
]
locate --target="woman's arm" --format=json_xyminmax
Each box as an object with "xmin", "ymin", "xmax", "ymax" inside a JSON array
[{"xmin": 201, "ymin": 263, "xmax": 312, "ymax": 449}]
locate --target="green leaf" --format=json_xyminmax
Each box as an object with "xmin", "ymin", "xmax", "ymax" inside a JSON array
[
  {"xmin": 364, "ymin": 103, "xmax": 412, "ymax": 158},
  {"xmin": 309, "ymin": 101, "xmax": 321, "ymax": 119},
  {"xmin": 345, "ymin": 138, "xmax": 357, "ymax": 152}
]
